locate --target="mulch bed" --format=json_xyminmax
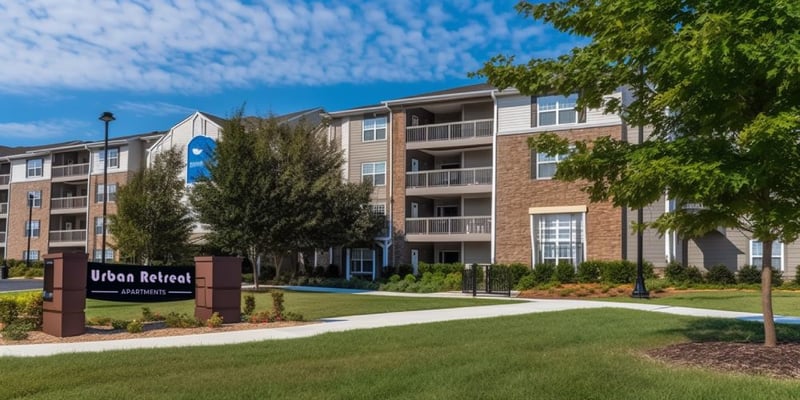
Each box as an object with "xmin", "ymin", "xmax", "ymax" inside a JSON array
[{"xmin": 646, "ymin": 342, "xmax": 800, "ymax": 379}]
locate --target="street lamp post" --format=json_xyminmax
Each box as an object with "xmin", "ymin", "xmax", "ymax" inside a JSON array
[
  {"xmin": 631, "ymin": 125, "xmax": 650, "ymax": 299},
  {"xmin": 99, "ymin": 112, "xmax": 115, "ymax": 265},
  {"xmin": 26, "ymin": 192, "xmax": 34, "ymax": 269}
]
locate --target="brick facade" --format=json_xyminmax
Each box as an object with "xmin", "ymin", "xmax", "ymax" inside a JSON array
[
  {"xmin": 390, "ymin": 110, "xmax": 408, "ymax": 266},
  {"xmin": 86, "ymin": 171, "xmax": 133, "ymax": 257},
  {"xmin": 495, "ymin": 126, "xmax": 624, "ymax": 265},
  {"xmin": 7, "ymin": 180, "xmax": 52, "ymax": 261}
]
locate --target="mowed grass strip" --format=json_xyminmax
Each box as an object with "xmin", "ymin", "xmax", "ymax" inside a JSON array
[
  {"xmin": 597, "ymin": 290, "xmax": 800, "ymax": 315},
  {"xmin": 85, "ymin": 290, "xmax": 521, "ymax": 321},
  {"xmin": 2, "ymin": 309, "xmax": 800, "ymax": 399}
]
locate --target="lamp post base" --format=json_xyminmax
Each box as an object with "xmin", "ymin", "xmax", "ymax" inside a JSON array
[{"xmin": 631, "ymin": 275, "xmax": 650, "ymax": 299}]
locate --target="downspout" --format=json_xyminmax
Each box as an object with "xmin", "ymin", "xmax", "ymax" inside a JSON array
[
  {"xmin": 384, "ymin": 103, "xmax": 394, "ymax": 269},
  {"xmin": 490, "ymin": 90, "xmax": 498, "ymax": 264}
]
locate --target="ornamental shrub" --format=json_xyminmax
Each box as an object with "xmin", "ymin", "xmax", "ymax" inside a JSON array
[
  {"xmin": 0, "ymin": 298, "xmax": 18, "ymax": 325},
  {"xmin": 126, "ymin": 320, "xmax": 143, "ymax": 333},
  {"xmin": 515, "ymin": 274, "xmax": 536, "ymax": 291},
  {"xmin": 271, "ymin": 292, "xmax": 285, "ymax": 320},
  {"xmin": 243, "ymin": 295, "xmax": 256, "ymax": 317},
  {"xmin": 577, "ymin": 261, "xmax": 602, "ymax": 283},
  {"xmin": 531, "ymin": 263, "xmax": 556, "ymax": 285},
  {"xmin": 2, "ymin": 321, "xmax": 33, "ymax": 340},
  {"xmin": 600, "ymin": 260, "xmax": 636, "ymax": 284},
  {"xmin": 111, "ymin": 319, "xmax": 129, "ymax": 330},
  {"xmin": 737, "ymin": 265, "xmax": 761, "ymax": 284},
  {"xmin": 705, "ymin": 264, "xmax": 736, "ymax": 285},
  {"xmin": 206, "ymin": 312, "xmax": 223, "ymax": 328},
  {"xmin": 418, "ymin": 262, "xmax": 464, "ymax": 275},
  {"xmin": 554, "ymin": 262, "xmax": 576, "ymax": 284}
]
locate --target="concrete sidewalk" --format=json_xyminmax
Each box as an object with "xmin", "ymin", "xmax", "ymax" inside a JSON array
[{"xmin": 0, "ymin": 296, "xmax": 775, "ymax": 358}]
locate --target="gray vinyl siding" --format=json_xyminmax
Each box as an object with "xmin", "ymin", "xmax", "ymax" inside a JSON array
[
  {"xmin": 348, "ymin": 117, "xmax": 388, "ymax": 200},
  {"xmin": 463, "ymin": 197, "xmax": 490, "ymax": 216},
  {"xmin": 463, "ymin": 102, "xmax": 493, "ymax": 120},
  {"xmin": 463, "ymin": 149, "xmax": 492, "ymax": 168},
  {"xmin": 625, "ymin": 200, "xmax": 668, "ymax": 267},
  {"xmin": 463, "ymin": 242, "xmax": 491, "ymax": 264},
  {"xmin": 687, "ymin": 230, "xmax": 798, "ymax": 279}
]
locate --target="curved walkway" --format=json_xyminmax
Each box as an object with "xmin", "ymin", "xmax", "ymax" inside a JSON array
[{"xmin": 0, "ymin": 292, "xmax": 787, "ymax": 358}]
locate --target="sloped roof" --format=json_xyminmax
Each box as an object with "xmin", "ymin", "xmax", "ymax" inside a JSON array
[{"xmin": 392, "ymin": 83, "xmax": 495, "ymax": 100}]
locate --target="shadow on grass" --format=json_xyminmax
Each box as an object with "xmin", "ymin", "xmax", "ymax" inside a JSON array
[{"xmin": 666, "ymin": 319, "xmax": 800, "ymax": 343}]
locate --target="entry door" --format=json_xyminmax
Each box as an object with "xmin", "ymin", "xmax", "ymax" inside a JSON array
[
  {"xmin": 440, "ymin": 251, "xmax": 460, "ymax": 263},
  {"xmin": 411, "ymin": 249, "xmax": 419, "ymax": 274},
  {"xmin": 65, "ymin": 222, "xmax": 72, "ymax": 230},
  {"xmin": 411, "ymin": 202, "xmax": 419, "ymax": 218},
  {"xmin": 411, "ymin": 158, "xmax": 419, "ymax": 172}
]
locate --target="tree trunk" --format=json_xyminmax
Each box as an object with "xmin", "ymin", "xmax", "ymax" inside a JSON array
[
  {"xmin": 248, "ymin": 247, "xmax": 259, "ymax": 290},
  {"xmin": 272, "ymin": 253, "xmax": 284, "ymax": 283},
  {"xmin": 761, "ymin": 240, "xmax": 776, "ymax": 347}
]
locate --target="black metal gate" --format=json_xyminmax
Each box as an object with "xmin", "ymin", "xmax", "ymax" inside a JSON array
[{"xmin": 462, "ymin": 264, "xmax": 512, "ymax": 297}]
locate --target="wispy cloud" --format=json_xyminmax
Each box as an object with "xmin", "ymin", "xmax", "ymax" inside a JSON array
[
  {"xmin": 116, "ymin": 101, "xmax": 195, "ymax": 117},
  {"xmin": 0, "ymin": 120, "xmax": 90, "ymax": 140},
  {"xmin": 0, "ymin": 0, "xmax": 558, "ymax": 94}
]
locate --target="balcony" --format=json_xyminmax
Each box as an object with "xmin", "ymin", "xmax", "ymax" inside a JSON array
[
  {"xmin": 49, "ymin": 229, "xmax": 87, "ymax": 246},
  {"xmin": 0, "ymin": 174, "xmax": 8, "ymax": 186},
  {"xmin": 406, "ymin": 119, "xmax": 493, "ymax": 150},
  {"xmin": 406, "ymin": 167, "xmax": 492, "ymax": 196},
  {"xmin": 0, "ymin": 202, "xmax": 6, "ymax": 216},
  {"xmin": 50, "ymin": 196, "xmax": 88, "ymax": 214},
  {"xmin": 405, "ymin": 216, "xmax": 491, "ymax": 242},
  {"xmin": 51, "ymin": 163, "xmax": 90, "ymax": 180}
]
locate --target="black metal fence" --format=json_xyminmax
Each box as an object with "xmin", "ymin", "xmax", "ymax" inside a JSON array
[{"xmin": 462, "ymin": 264, "xmax": 512, "ymax": 297}]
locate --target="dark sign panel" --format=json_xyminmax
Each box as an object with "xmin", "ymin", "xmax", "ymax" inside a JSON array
[{"xmin": 86, "ymin": 262, "xmax": 195, "ymax": 302}]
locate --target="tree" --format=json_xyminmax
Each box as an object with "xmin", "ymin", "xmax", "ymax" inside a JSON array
[
  {"xmin": 475, "ymin": 0, "xmax": 800, "ymax": 346},
  {"xmin": 190, "ymin": 110, "xmax": 380, "ymax": 287},
  {"xmin": 109, "ymin": 148, "xmax": 194, "ymax": 265}
]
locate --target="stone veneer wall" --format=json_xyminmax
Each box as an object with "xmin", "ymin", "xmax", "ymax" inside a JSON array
[{"xmin": 495, "ymin": 126, "xmax": 624, "ymax": 265}]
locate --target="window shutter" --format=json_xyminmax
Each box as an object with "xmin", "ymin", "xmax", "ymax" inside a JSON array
[
  {"xmin": 578, "ymin": 107, "xmax": 587, "ymax": 123},
  {"xmin": 531, "ymin": 97, "xmax": 538, "ymax": 127},
  {"xmin": 530, "ymin": 149, "xmax": 537, "ymax": 179}
]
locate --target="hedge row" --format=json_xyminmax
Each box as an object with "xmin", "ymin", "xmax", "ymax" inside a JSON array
[{"xmin": 665, "ymin": 262, "xmax": 784, "ymax": 286}]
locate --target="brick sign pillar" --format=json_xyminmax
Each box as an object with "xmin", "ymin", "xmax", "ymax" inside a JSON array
[
  {"xmin": 194, "ymin": 256, "xmax": 241, "ymax": 323},
  {"xmin": 42, "ymin": 253, "xmax": 87, "ymax": 337}
]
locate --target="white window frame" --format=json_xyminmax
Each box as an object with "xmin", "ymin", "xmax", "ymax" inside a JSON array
[
  {"xmin": 362, "ymin": 116, "xmax": 387, "ymax": 142},
  {"xmin": 95, "ymin": 217, "xmax": 106, "ymax": 235},
  {"xmin": 370, "ymin": 203, "xmax": 386, "ymax": 216},
  {"xmin": 531, "ymin": 213, "xmax": 585, "ymax": 266},
  {"xmin": 23, "ymin": 250, "xmax": 40, "ymax": 261},
  {"xmin": 361, "ymin": 162, "xmax": 386, "ymax": 186},
  {"xmin": 536, "ymin": 151, "xmax": 570, "ymax": 179},
  {"xmin": 750, "ymin": 240, "xmax": 784, "ymax": 270},
  {"xmin": 96, "ymin": 183, "xmax": 117, "ymax": 203},
  {"xmin": 26, "ymin": 159, "xmax": 43, "ymax": 178},
  {"xmin": 25, "ymin": 220, "xmax": 40, "ymax": 238},
  {"xmin": 27, "ymin": 191, "xmax": 42, "ymax": 208},
  {"xmin": 350, "ymin": 248, "xmax": 374, "ymax": 275},
  {"xmin": 93, "ymin": 248, "xmax": 114, "ymax": 262},
  {"xmin": 537, "ymin": 94, "xmax": 578, "ymax": 126},
  {"xmin": 98, "ymin": 147, "xmax": 120, "ymax": 169}
]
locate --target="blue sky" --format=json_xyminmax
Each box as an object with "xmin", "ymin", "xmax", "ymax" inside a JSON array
[{"xmin": 0, "ymin": 0, "xmax": 579, "ymax": 147}]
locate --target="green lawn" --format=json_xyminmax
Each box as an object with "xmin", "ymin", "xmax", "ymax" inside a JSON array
[
  {"xmin": 598, "ymin": 289, "xmax": 800, "ymax": 315},
  {"xmin": 85, "ymin": 290, "xmax": 520, "ymax": 321},
  {"xmin": 2, "ymin": 309, "xmax": 800, "ymax": 399}
]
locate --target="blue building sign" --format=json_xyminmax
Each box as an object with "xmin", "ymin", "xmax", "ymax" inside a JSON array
[{"xmin": 186, "ymin": 136, "xmax": 216, "ymax": 184}]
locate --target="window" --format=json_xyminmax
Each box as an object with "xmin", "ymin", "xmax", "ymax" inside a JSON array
[
  {"xmin": 26, "ymin": 159, "xmax": 43, "ymax": 177},
  {"xmin": 27, "ymin": 191, "xmax": 42, "ymax": 208},
  {"xmin": 532, "ymin": 213, "xmax": 584, "ymax": 266},
  {"xmin": 98, "ymin": 147, "xmax": 120, "ymax": 169},
  {"xmin": 750, "ymin": 240, "xmax": 783, "ymax": 270},
  {"xmin": 25, "ymin": 220, "xmax": 40, "ymax": 238},
  {"xmin": 350, "ymin": 248, "xmax": 374, "ymax": 275},
  {"xmin": 362, "ymin": 162, "xmax": 386, "ymax": 186},
  {"xmin": 93, "ymin": 248, "xmax": 114, "ymax": 262},
  {"xmin": 96, "ymin": 183, "xmax": 117, "ymax": 203},
  {"xmin": 22, "ymin": 250, "xmax": 39, "ymax": 261},
  {"xmin": 363, "ymin": 116, "xmax": 387, "ymax": 142},
  {"xmin": 537, "ymin": 94, "xmax": 578, "ymax": 126},
  {"xmin": 95, "ymin": 217, "xmax": 106, "ymax": 235},
  {"xmin": 370, "ymin": 203, "xmax": 386, "ymax": 216},
  {"xmin": 535, "ymin": 151, "xmax": 570, "ymax": 179}
]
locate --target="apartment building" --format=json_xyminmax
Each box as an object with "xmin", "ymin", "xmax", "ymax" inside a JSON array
[
  {"xmin": 0, "ymin": 133, "xmax": 162, "ymax": 262},
  {"xmin": 327, "ymin": 83, "xmax": 797, "ymax": 280}
]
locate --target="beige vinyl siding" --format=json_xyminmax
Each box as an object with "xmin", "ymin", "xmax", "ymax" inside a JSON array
[
  {"xmin": 497, "ymin": 95, "xmax": 531, "ymax": 133},
  {"xmin": 463, "ymin": 102, "xmax": 493, "ymax": 120},
  {"xmin": 463, "ymin": 149, "xmax": 492, "ymax": 168},
  {"xmin": 348, "ymin": 117, "xmax": 388, "ymax": 200},
  {"xmin": 11, "ymin": 157, "xmax": 51, "ymax": 182},
  {"xmin": 463, "ymin": 197, "xmax": 490, "ymax": 216},
  {"xmin": 463, "ymin": 242, "xmax": 491, "ymax": 264},
  {"xmin": 686, "ymin": 230, "xmax": 745, "ymax": 272},
  {"xmin": 584, "ymin": 93, "xmax": 622, "ymax": 125}
]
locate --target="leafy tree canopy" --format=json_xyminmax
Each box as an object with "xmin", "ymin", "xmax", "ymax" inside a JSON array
[
  {"xmin": 475, "ymin": 0, "xmax": 800, "ymax": 346},
  {"xmin": 109, "ymin": 148, "xmax": 194, "ymax": 265}
]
